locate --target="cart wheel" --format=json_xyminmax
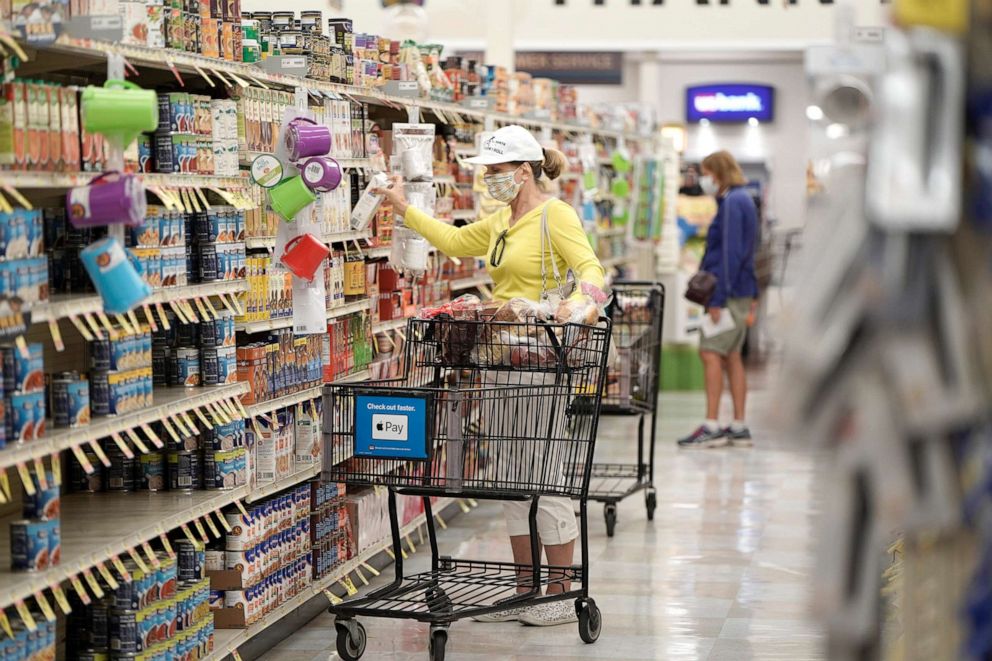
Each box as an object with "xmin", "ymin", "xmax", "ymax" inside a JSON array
[
  {"xmin": 335, "ymin": 621, "xmax": 367, "ymax": 661},
  {"xmin": 428, "ymin": 628, "xmax": 448, "ymax": 661},
  {"xmin": 645, "ymin": 491, "xmax": 657, "ymax": 521},
  {"xmin": 577, "ymin": 599, "xmax": 602, "ymax": 644},
  {"xmin": 604, "ymin": 504, "xmax": 617, "ymax": 537},
  {"xmin": 427, "ymin": 587, "xmax": 453, "ymax": 615}
]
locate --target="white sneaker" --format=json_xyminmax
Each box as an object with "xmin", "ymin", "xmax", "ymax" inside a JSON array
[
  {"xmin": 518, "ymin": 601, "xmax": 578, "ymax": 627},
  {"xmin": 472, "ymin": 605, "xmax": 530, "ymax": 623}
]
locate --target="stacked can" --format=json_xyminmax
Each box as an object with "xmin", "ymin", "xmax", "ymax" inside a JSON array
[
  {"xmin": 311, "ymin": 481, "xmax": 352, "ymax": 579},
  {"xmin": 87, "ymin": 328, "xmax": 153, "ymax": 417},
  {"xmin": 2, "ymin": 342, "xmax": 46, "ymax": 445},
  {"xmin": 0, "ymin": 618, "xmax": 56, "ymax": 660},
  {"xmin": 9, "ymin": 470, "xmax": 61, "ymax": 571},
  {"xmin": 48, "ymin": 371, "xmax": 91, "ymax": 428}
]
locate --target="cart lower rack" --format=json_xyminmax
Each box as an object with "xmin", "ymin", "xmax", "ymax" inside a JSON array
[
  {"xmin": 322, "ymin": 316, "xmax": 611, "ymax": 660},
  {"xmin": 583, "ymin": 282, "xmax": 665, "ymax": 537}
]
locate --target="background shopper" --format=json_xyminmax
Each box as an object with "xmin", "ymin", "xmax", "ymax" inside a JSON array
[
  {"xmin": 373, "ymin": 124, "xmax": 606, "ymax": 627},
  {"xmin": 678, "ymin": 150, "xmax": 759, "ymax": 449}
]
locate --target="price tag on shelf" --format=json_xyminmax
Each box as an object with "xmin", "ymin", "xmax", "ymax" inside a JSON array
[
  {"xmin": 127, "ymin": 547, "xmax": 149, "ymax": 574},
  {"xmin": 109, "ymin": 555, "xmax": 131, "ymax": 583},
  {"xmin": 0, "ymin": 469, "xmax": 10, "ymax": 502},
  {"xmin": 70, "ymin": 575, "xmax": 91, "ymax": 605},
  {"xmin": 95, "ymin": 311, "xmax": 118, "ymax": 339},
  {"xmin": 51, "ymin": 455, "xmax": 61, "ymax": 486},
  {"xmin": 433, "ymin": 513, "xmax": 447, "ymax": 530},
  {"xmin": 202, "ymin": 296, "xmax": 219, "ymax": 318},
  {"xmin": 218, "ymin": 293, "xmax": 237, "ymax": 315},
  {"xmin": 231, "ymin": 650, "xmax": 244, "ymax": 661},
  {"xmin": 125, "ymin": 429, "xmax": 149, "ymax": 454},
  {"xmin": 32, "ymin": 458, "xmax": 48, "ymax": 490},
  {"xmin": 203, "ymin": 514, "xmax": 220, "ymax": 539},
  {"xmin": 207, "ymin": 402, "xmax": 228, "ymax": 424},
  {"xmin": 338, "ymin": 578, "xmax": 358, "ymax": 596},
  {"xmin": 458, "ymin": 500, "xmax": 471, "ymax": 514},
  {"xmin": 83, "ymin": 568, "xmax": 105, "ymax": 598},
  {"xmin": 0, "ymin": 609, "xmax": 14, "ymax": 638},
  {"xmin": 142, "ymin": 304, "xmax": 159, "ymax": 332},
  {"xmin": 33, "ymin": 591, "xmax": 56, "ymax": 623},
  {"xmin": 110, "ymin": 433, "xmax": 134, "ymax": 460},
  {"xmin": 234, "ymin": 500, "xmax": 250, "ymax": 519},
  {"xmin": 193, "ymin": 297, "xmax": 210, "ymax": 320},
  {"xmin": 14, "ymin": 335, "xmax": 29, "ymax": 359},
  {"xmin": 160, "ymin": 418, "xmax": 181, "ymax": 444},
  {"xmin": 16, "ymin": 462, "xmax": 36, "ymax": 496},
  {"xmin": 354, "ymin": 567, "xmax": 368, "ymax": 586},
  {"xmin": 142, "ymin": 541, "xmax": 161, "ymax": 568},
  {"xmin": 51, "ymin": 585, "xmax": 72, "ymax": 615},
  {"xmin": 155, "ymin": 302, "xmax": 171, "ymax": 330},
  {"xmin": 193, "ymin": 518, "xmax": 209, "ymax": 543},
  {"xmin": 140, "ymin": 424, "xmax": 163, "ymax": 449},
  {"xmin": 323, "ymin": 589, "xmax": 343, "ymax": 606},
  {"xmin": 215, "ymin": 510, "xmax": 232, "ymax": 533},
  {"xmin": 170, "ymin": 414, "xmax": 190, "ymax": 437},
  {"xmin": 114, "ymin": 313, "xmax": 135, "ymax": 335},
  {"xmin": 164, "ymin": 60, "xmax": 185, "ymax": 86},
  {"xmin": 89, "ymin": 440, "xmax": 111, "ymax": 468},
  {"xmin": 180, "ymin": 524, "xmax": 198, "ymax": 546},
  {"xmin": 192, "ymin": 64, "xmax": 215, "ymax": 87},
  {"xmin": 360, "ymin": 561, "xmax": 380, "ymax": 577},
  {"xmin": 48, "ymin": 319, "xmax": 64, "ymax": 352},
  {"xmin": 13, "ymin": 600, "xmax": 36, "ymax": 631},
  {"xmin": 127, "ymin": 309, "xmax": 141, "ymax": 331},
  {"xmin": 182, "ymin": 409, "xmax": 199, "ymax": 432},
  {"xmin": 181, "ymin": 300, "xmax": 199, "ymax": 323},
  {"xmin": 159, "ymin": 533, "xmax": 175, "ymax": 557},
  {"xmin": 193, "ymin": 407, "xmax": 211, "ymax": 429},
  {"xmin": 68, "ymin": 314, "xmax": 94, "ymax": 341},
  {"xmin": 405, "ymin": 535, "xmax": 416, "ymax": 554}
]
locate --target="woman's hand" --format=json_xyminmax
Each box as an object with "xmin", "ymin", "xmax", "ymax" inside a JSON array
[
  {"xmin": 372, "ymin": 174, "xmax": 409, "ymax": 218},
  {"xmin": 708, "ymin": 307, "xmax": 722, "ymax": 324}
]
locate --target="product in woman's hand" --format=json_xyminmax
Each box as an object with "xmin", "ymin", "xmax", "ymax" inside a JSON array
[
  {"xmin": 350, "ymin": 172, "xmax": 390, "ymax": 232},
  {"xmin": 554, "ymin": 295, "xmax": 599, "ymax": 325}
]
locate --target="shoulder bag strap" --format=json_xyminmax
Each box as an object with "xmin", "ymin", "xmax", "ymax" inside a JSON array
[
  {"xmin": 540, "ymin": 201, "xmax": 564, "ymax": 297},
  {"xmin": 722, "ymin": 190, "xmax": 737, "ymax": 302}
]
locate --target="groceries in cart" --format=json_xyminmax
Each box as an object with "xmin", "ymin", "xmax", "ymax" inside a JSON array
[{"xmin": 416, "ymin": 292, "xmax": 603, "ymax": 371}]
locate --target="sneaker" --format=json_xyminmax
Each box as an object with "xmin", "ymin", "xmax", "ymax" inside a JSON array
[
  {"xmin": 725, "ymin": 426, "xmax": 753, "ymax": 448},
  {"xmin": 677, "ymin": 425, "xmax": 728, "ymax": 448},
  {"xmin": 518, "ymin": 601, "xmax": 578, "ymax": 627},
  {"xmin": 472, "ymin": 605, "xmax": 530, "ymax": 623}
]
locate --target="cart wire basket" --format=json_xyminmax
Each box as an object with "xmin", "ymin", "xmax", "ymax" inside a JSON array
[
  {"xmin": 322, "ymin": 315, "xmax": 612, "ymax": 660},
  {"xmin": 579, "ymin": 281, "xmax": 665, "ymax": 537}
]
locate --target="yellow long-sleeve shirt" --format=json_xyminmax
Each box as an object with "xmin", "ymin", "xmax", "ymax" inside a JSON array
[{"xmin": 404, "ymin": 199, "xmax": 605, "ymax": 303}]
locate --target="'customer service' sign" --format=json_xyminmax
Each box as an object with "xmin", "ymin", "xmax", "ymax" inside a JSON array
[{"xmin": 686, "ymin": 84, "xmax": 775, "ymax": 124}]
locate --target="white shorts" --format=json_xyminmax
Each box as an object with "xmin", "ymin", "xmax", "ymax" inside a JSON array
[{"xmin": 503, "ymin": 496, "xmax": 578, "ymax": 545}]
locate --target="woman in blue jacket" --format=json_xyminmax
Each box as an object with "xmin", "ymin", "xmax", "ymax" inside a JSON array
[{"xmin": 678, "ymin": 150, "xmax": 759, "ymax": 449}]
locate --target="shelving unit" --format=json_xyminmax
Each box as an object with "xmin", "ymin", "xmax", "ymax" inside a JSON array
[
  {"xmin": 244, "ymin": 229, "xmax": 371, "ymax": 251},
  {"xmin": 0, "ymin": 171, "xmax": 248, "ymax": 190},
  {"xmin": 0, "ymin": 383, "xmax": 247, "ymax": 473},
  {"xmin": 206, "ymin": 498, "xmax": 458, "ymax": 661},
  {"xmin": 235, "ymin": 299, "xmax": 370, "ymax": 334},
  {"xmin": 372, "ymin": 318, "xmax": 409, "ymax": 334},
  {"xmin": 451, "ymin": 209, "xmax": 478, "ymax": 221}
]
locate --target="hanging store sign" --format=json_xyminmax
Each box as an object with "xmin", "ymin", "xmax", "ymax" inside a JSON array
[
  {"xmin": 686, "ymin": 83, "xmax": 775, "ymax": 123},
  {"xmin": 456, "ymin": 50, "xmax": 622, "ymax": 85},
  {"xmin": 354, "ymin": 392, "xmax": 432, "ymax": 461}
]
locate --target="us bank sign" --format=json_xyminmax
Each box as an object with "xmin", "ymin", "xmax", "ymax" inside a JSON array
[{"xmin": 686, "ymin": 83, "xmax": 775, "ymax": 124}]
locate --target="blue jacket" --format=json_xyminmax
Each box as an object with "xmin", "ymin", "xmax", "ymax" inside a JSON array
[{"xmin": 699, "ymin": 187, "xmax": 759, "ymax": 308}]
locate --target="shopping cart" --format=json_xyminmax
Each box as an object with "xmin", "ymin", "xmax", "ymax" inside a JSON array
[
  {"xmin": 322, "ymin": 314, "xmax": 612, "ymax": 661},
  {"xmin": 586, "ymin": 281, "xmax": 665, "ymax": 537}
]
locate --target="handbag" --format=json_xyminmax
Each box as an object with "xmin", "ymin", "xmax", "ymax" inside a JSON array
[
  {"xmin": 685, "ymin": 191, "xmax": 733, "ymax": 307},
  {"xmin": 539, "ymin": 201, "xmax": 577, "ymax": 309}
]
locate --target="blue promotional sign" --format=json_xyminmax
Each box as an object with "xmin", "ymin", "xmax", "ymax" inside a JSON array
[
  {"xmin": 354, "ymin": 393, "xmax": 431, "ymax": 460},
  {"xmin": 686, "ymin": 84, "xmax": 775, "ymax": 124}
]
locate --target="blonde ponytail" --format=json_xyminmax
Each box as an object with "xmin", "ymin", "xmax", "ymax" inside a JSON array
[{"xmin": 540, "ymin": 147, "xmax": 567, "ymax": 180}]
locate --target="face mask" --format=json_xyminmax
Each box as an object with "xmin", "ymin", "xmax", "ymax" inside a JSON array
[
  {"xmin": 699, "ymin": 175, "xmax": 719, "ymax": 196},
  {"xmin": 484, "ymin": 167, "xmax": 524, "ymax": 203}
]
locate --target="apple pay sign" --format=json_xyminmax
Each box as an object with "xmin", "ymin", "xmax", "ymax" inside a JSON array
[{"xmin": 354, "ymin": 393, "xmax": 431, "ymax": 461}]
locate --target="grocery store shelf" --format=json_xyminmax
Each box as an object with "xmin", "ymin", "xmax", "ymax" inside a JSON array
[
  {"xmin": 0, "ymin": 382, "xmax": 247, "ymax": 473},
  {"xmin": 0, "ymin": 460, "xmax": 323, "ymax": 610},
  {"xmin": 242, "ymin": 152, "xmax": 372, "ymax": 170},
  {"xmin": 236, "ymin": 299, "xmax": 370, "ymax": 334},
  {"xmin": 247, "ymin": 464, "xmax": 321, "ymax": 503},
  {"xmin": 31, "ymin": 280, "xmax": 247, "ymax": 325},
  {"xmin": 449, "ymin": 274, "xmax": 493, "ymax": 292},
  {"xmin": 333, "ymin": 369, "xmax": 371, "ymax": 384},
  {"xmin": 0, "ymin": 170, "xmax": 247, "ymax": 190},
  {"xmin": 451, "ymin": 209, "xmax": 477, "ymax": 221},
  {"xmin": 365, "ymin": 245, "xmax": 391, "ymax": 259},
  {"xmin": 596, "ymin": 226, "xmax": 627, "ymax": 239},
  {"xmin": 373, "ymin": 317, "xmax": 409, "ymax": 334},
  {"xmin": 433, "ymin": 175, "xmax": 457, "ymax": 185},
  {"xmin": 244, "ymin": 386, "xmax": 322, "ymax": 419},
  {"xmin": 245, "ymin": 230, "xmax": 371, "ymax": 251},
  {"xmin": 18, "ymin": 39, "xmax": 646, "ymax": 143},
  {"xmin": 207, "ymin": 497, "xmax": 458, "ymax": 661}
]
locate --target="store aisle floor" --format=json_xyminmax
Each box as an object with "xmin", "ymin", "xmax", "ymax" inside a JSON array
[{"xmin": 262, "ymin": 389, "xmax": 826, "ymax": 661}]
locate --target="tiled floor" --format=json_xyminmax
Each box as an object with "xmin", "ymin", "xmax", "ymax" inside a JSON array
[{"xmin": 261, "ymin": 389, "xmax": 826, "ymax": 660}]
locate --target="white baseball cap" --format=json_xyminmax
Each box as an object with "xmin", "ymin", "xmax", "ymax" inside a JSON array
[{"xmin": 464, "ymin": 125, "xmax": 544, "ymax": 165}]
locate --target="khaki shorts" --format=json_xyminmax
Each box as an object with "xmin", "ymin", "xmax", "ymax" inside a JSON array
[
  {"xmin": 699, "ymin": 298, "xmax": 753, "ymax": 356},
  {"xmin": 503, "ymin": 497, "xmax": 578, "ymax": 544}
]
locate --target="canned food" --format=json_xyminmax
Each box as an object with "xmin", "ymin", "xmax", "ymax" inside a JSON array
[
  {"xmin": 203, "ymin": 448, "xmax": 244, "ymax": 490},
  {"xmin": 22, "ymin": 475, "xmax": 59, "ymax": 519},
  {"xmin": 139, "ymin": 452, "xmax": 166, "ymax": 491},
  {"xmin": 90, "ymin": 370, "xmax": 111, "ymax": 416},
  {"xmin": 90, "ymin": 339, "xmax": 113, "ymax": 370},
  {"xmin": 175, "ymin": 540, "xmax": 203, "ymax": 582},
  {"xmin": 175, "ymin": 348, "xmax": 200, "ymax": 387},
  {"xmin": 109, "ymin": 609, "xmax": 141, "ymax": 654},
  {"xmin": 52, "ymin": 376, "xmax": 91, "ymax": 428},
  {"xmin": 106, "ymin": 442, "xmax": 136, "ymax": 492},
  {"xmin": 224, "ymin": 512, "xmax": 248, "ymax": 551},
  {"xmin": 10, "ymin": 519, "xmax": 49, "ymax": 571},
  {"xmin": 158, "ymin": 557, "xmax": 178, "ymax": 600},
  {"xmin": 167, "ymin": 451, "xmax": 201, "ymax": 491},
  {"xmin": 199, "ymin": 348, "xmax": 218, "ymax": 386},
  {"xmin": 204, "ymin": 550, "xmax": 224, "ymax": 572}
]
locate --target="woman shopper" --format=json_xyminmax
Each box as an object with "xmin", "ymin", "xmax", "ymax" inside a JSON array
[
  {"xmin": 677, "ymin": 150, "xmax": 759, "ymax": 449},
  {"xmin": 373, "ymin": 124, "xmax": 605, "ymax": 627}
]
